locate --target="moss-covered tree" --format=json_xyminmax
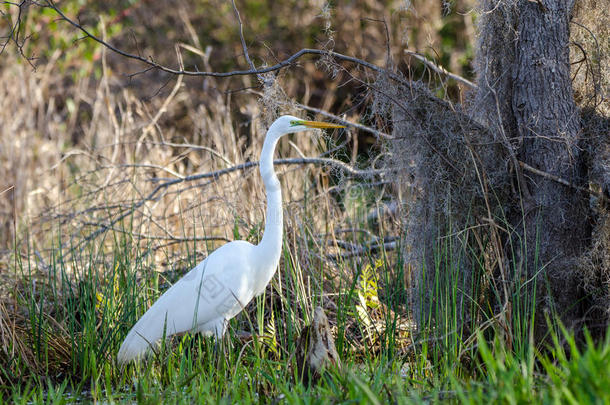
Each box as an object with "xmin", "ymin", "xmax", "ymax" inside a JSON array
[{"xmin": 389, "ymin": 0, "xmax": 608, "ymax": 344}]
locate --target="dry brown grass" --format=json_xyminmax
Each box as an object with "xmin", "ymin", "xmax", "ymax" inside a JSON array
[
  {"xmin": 0, "ymin": 51, "xmax": 362, "ymax": 262},
  {"xmin": 0, "ymin": 0, "xmax": 480, "ymax": 256}
]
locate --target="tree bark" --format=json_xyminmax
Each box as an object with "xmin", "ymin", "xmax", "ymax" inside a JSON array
[{"xmin": 510, "ymin": 0, "xmax": 590, "ymax": 333}]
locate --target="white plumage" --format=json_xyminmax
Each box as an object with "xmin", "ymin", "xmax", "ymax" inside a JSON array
[{"xmin": 117, "ymin": 115, "xmax": 344, "ymax": 363}]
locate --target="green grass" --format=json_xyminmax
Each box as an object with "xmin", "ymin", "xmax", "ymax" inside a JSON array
[{"xmin": 2, "ymin": 220, "xmax": 609, "ymax": 404}]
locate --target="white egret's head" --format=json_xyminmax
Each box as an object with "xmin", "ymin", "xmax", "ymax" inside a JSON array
[{"xmin": 269, "ymin": 115, "xmax": 345, "ymax": 139}]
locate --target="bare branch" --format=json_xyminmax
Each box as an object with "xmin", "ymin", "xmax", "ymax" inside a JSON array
[
  {"xmin": 519, "ymin": 160, "xmax": 609, "ymax": 203},
  {"xmin": 231, "ymin": 0, "xmax": 257, "ymax": 73},
  {"xmin": 86, "ymin": 225, "xmax": 230, "ymax": 244},
  {"xmin": 151, "ymin": 157, "xmax": 386, "ymax": 183},
  {"xmin": 0, "ymin": 186, "xmax": 14, "ymax": 198},
  {"xmin": 293, "ymin": 103, "xmax": 393, "ymax": 139},
  {"xmin": 74, "ymin": 156, "xmax": 386, "ymax": 250},
  {"xmin": 362, "ymin": 17, "xmax": 391, "ymax": 61},
  {"xmin": 1, "ymin": 0, "xmax": 37, "ymax": 67},
  {"xmin": 42, "ymin": 0, "xmax": 406, "ymax": 84},
  {"xmin": 404, "ymin": 49, "xmax": 476, "ymax": 89},
  {"xmin": 149, "ymin": 141, "xmax": 234, "ymax": 166}
]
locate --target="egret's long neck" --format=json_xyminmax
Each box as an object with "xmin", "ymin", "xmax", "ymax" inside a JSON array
[{"xmin": 257, "ymin": 134, "xmax": 283, "ymax": 269}]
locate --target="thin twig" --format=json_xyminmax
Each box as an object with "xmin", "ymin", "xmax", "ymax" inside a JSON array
[
  {"xmin": 294, "ymin": 103, "xmax": 393, "ymax": 139},
  {"xmin": 149, "ymin": 141, "xmax": 234, "ymax": 166},
  {"xmin": 518, "ymin": 160, "xmax": 609, "ymax": 203},
  {"xmin": 140, "ymin": 67, "xmax": 183, "ymax": 138},
  {"xmin": 1, "ymin": 0, "xmax": 36, "ymax": 67},
  {"xmin": 404, "ymin": 50, "xmax": 476, "ymax": 89},
  {"xmin": 100, "ymin": 163, "xmax": 185, "ymax": 179},
  {"xmin": 0, "ymin": 186, "xmax": 14, "ymax": 197},
  {"xmin": 245, "ymin": 89, "xmax": 392, "ymax": 139},
  {"xmin": 231, "ymin": 0, "xmax": 258, "ymax": 77}
]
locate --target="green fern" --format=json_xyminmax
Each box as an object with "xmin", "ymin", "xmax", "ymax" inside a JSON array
[{"xmin": 355, "ymin": 259, "xmax": 382, "ymax": 329}]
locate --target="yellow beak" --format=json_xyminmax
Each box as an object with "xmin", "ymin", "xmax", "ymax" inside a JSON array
[{"xmin": 299, "ymin": 120, "xmax": 345, "ymax": 129}]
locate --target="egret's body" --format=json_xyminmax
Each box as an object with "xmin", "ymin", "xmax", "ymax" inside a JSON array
[{"xmin": 117, "ymin": 115, "xmax": 343, "ymax": 363}]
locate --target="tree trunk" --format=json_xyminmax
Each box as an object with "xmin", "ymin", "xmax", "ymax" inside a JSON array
[
  {"xmin": 513, "ymin": 0, "xmax": 590, "ymax": 332},
  {"xmin": 395, "ymin": 0, "xmax": 603, "ymax": 344},
  {"xmin": 476, "ymin": 0, "xmax": 591, "ymax": 337}
]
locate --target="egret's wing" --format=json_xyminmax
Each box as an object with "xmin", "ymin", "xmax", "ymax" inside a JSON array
[
  {"xmin": 117, "ymin": 241, "xmax": 254, "ymax": 363},
  {"xmin": 117, "ymin": 264, "xmax": 212, "ymax": 363}
]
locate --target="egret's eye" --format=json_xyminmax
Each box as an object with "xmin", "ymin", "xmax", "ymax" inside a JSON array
[{"xmin": 290, "ymin": 120, "xmax": 304, "ymax": 127}]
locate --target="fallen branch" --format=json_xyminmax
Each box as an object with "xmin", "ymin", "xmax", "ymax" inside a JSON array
[{"xmin": 326, "ymin": 237, "xmax": 399, "ymax": 260}]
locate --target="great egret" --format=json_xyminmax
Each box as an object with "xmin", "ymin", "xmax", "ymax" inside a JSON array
[{"xmin": 117, "ymin": 115, "xmax": 344, "ymax": 363}]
